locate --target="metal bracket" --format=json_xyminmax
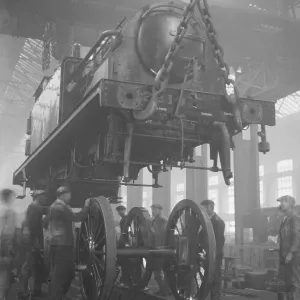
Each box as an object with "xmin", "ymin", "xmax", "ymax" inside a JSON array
[{"xmin": 123, "ymin": 123, "xmax": 134, "ymax": 182}]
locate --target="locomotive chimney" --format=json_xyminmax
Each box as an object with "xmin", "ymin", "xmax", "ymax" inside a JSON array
[{"xmin": 73, "ymin": 43, "xmax": 81, "ymax": 58}]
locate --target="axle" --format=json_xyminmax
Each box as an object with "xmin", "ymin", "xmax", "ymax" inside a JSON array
[{"xmin": 116, "ymin": 248, "xmax": 177, "ymax": 258}]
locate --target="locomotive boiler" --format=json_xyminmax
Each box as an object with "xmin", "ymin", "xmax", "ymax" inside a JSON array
[{"xmin": 13, "ymin": 0, "xmax": 276, "ymax": 299}]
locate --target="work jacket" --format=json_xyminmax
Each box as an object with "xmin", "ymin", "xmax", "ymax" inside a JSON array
[
  {"xmin": 119, "ymin": 215, "xmax": 127, "ymax": 233},
  {"xmin": 23, "ymin": 202, "xmax": 46, "ymax": 249},
  {"xmin": 151, "ymin": 215, "xmax": 167, "ymax": 247},
  {"xmin": 279, "ymin": 212, "xmax": 300, "ymax": 262},
  {"xmin": 210, "ymin": 213, "xmax": 225, "ymax": 257},
  {"xmin": 47, "ymin": 199, "xmax": 89, "ymax": 246},
  {"xmin": 0, "ymin": 205, "xmax": 16, "ymax": 258}
]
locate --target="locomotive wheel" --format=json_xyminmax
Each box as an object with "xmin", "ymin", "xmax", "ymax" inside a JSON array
[
  {"xmin": 164, "ymin": 199, "xmax": 216, "ymax": 300},
  {"xmin": 78, "ymin": 197, "xmax": 117, "ymax": 300},
  {"xmin": 120, "ymin": 207, "xmax": 153, "ymax": 289}
]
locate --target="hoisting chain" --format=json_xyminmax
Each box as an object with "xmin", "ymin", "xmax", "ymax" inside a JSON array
[
  {"xmin": 197, "ymin": 0, "xmax": 243, "ymax": 132},
  {"xmin": 42, "ymin": 21, "xmax": 52, "ymax": 71},
  {"xmin": 133, "ymin": 0, "xmax": 199, "ymax": 120},
  {"xmin": 142, "ymin": 0, "xmax": 243, "ymax": 132}
]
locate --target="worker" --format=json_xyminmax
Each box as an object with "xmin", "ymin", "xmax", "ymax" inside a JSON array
[
  {"xmin": 0, "ymin": 189, "xmax": 17, "ymax": 300},
  {"xmin": 116, "ymin": 205, "xmax": 127, "ymax": 234},
  {"xmin": 277, "ymin": 195, "xmax": 300, "ymax": 300},
  {"xmin": 18, "ymin": 190, "xmax": 48, "ymax": 299},
  {"xmin": 150, "ymin": 204, "xmax": 170, "ymax": 296},
  {"xmin": 116, "ymin": 205, "xmax": 130, "ymax": 287},
  {"xmin": 201, "ymin": 199, "xmax": 225, "ymax": 300},
  {"xmin": 47, "ymin": 186, "xmax": 90, "ymax": 300}
]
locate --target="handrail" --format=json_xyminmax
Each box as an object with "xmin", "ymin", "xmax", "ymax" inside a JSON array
[{"xmin": 66, "ymin": 30, "xmax": 120, "ymax": 89}]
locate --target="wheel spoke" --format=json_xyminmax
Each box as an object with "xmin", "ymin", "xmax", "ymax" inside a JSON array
[
  {"xmin": 95, "ymin": 235, "xmax": 105, "ymax": 248},
  {"xmin": 79, "ymin": 198, "xmax": 116, "ymax": 300}
]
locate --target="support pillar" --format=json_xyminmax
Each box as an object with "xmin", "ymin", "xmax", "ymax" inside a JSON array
[
  {"xmin": 152, "ymin": 171, "xmax": 171, "ymax": 216},
  {"xmin": 233, "ymin": 125, "xmax": 260, "ymax": 248},
  {"xmin": 186, "ymin": 145, "xmax": 208, "ymax": 205},
  {"xmin": 127, "ymin": 171, "xmax": 143, "ymax": 210}
]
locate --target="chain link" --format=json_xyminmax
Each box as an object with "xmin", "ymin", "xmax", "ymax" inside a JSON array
[
  {"xmin": 42, "ymin": 21, "xmax": 52, "ymax": 71},
  {"xmin": 153, "ymin": 0, "xmax": 198, "ymax": 94},
  {"xmin": 197, "ymin": 0, "xmax": 242, "ymax": 131}
]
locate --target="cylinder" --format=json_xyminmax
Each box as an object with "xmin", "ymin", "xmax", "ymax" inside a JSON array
[{"xmin": 116, "ymin": 248, "xmax": 176, "ymax": 258}]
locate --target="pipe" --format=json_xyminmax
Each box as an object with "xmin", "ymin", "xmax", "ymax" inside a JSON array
[
  {"xmin": 116, "ymin": 248, "xmax": 176, "ymax": 258},
  {"xmin": 103, "ymin": 158, "xmax": 222, "ymax": 172},
  {"xmin": 214, "ymin": 122, "xmax": 232, "ymax": 185}
]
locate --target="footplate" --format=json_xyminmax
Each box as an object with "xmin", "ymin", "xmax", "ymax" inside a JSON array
[{"xmin": 100, "ymin": 79, "xmax": 276, "ymax": 127}]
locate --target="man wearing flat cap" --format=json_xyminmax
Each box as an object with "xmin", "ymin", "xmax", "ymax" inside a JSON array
[
  {"xmin": 47, "ymin": 186, "xmax": 90, "ymax": 300},
  {"xmin": 201, "ymin": 199, "xmax": 225, "ymax": 300},
  {"xmin": 18, "ymin": 189, "xmax": 48, "ymax": 299},
  {"xmin": 150, "ymin": 203, "xmax": 170, "ymax": 296},
  {"xmin": 277, "ymin": 195, "xmax": 300, "ymax": 300}
]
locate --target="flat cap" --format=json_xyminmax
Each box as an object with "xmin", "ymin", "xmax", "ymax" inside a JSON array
[
  {"xmin": 277, "ymin": 195, "xmax": 296, "ymax": 206},
  {"xmin": 150, "ymin": 204, "xmax": 163, "ymax": 210},
  {"xmin": 116, "ymin": 205, "xmax": 126, "ymax": 211},
  {"xmin": 201, "ymin": 199, "xmax": 215, "ymax": 206},
  {"xmin": 56, "ymin": 186, "xmax": 71, "ymax": 197},
  {"xmin": 30, "ymin": 190, "xmax": 45, "ymax": 197}
]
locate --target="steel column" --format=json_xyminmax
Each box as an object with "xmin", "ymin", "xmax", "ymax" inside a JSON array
[
  {"xmin": 233, "ymin": 125, "xmax": 260, "ymax": 250},
  {"xmin": 152, "ymin": 171, "xmax": 171, "ymax": 215},
  {"xmin": 186, "ymin": 145, "xmax": 208, "ymax": 204}
]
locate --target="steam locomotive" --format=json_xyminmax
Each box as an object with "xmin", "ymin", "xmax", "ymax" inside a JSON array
[{"xmin": 12, "ymin": 0, "xmax": 275, "ymax": 206}]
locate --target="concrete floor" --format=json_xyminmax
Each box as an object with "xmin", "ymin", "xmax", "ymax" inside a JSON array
[{"xmin": 7, "ymin": 276, "xmax": 277, "ymax": 300}]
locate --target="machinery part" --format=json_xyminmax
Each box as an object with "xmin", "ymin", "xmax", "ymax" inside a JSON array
[
  {"xmin": 258, "ymin": 125, "xmax": 270, "ymax": 154},
  {"xmin": 210, "ymin": 122, "xmax": 232, "ymax": 185},
  {"xmin": 241, "ymin": 101, "xmax": 263, "ymax": 124},
  {"xmin": 164, "ymin": 199, "xmax": 216, "ymax": 300},
  {"xmin": 78, "ymin": 197, "xmax": 116, "ymax": 300},
  {"xmin": 123, "ymin": 123, "xmax": 134, "ymax": 182},
  {"xmin": 215, "ymin": 122, "xmax": 232, "ymax": 185},
  {"xmin": 119, "ymin": 207, "xmax": 153, "ymax": 289}
]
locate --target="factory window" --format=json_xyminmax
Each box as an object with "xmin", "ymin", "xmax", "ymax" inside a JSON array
[
  {"xmin": 142, "ymin": 168, "xmax": 153, "ymax": 210},
  {"xmin": 260, "ymin": 180, "xmax": 265, "ymax": 207},
  {"xmin": 176, "ymin": 183, "xmax": 185, "ymax": 192},
  {"xmin": 227, "ymin": 186, "xmax": 235, "ymax": 214},
  {"xmin": 259, "ymin": 165, "xmax": 264, "ymax": 177},
  {"xmin": 176, "ymin": 183, "xmax": 185, "ymax": 204},
  {"xmin": 119, "ymin": 185, "xmax": 127, "ymax": 207},
  {"xmin": 195, "ymin": 146, "xmax": 201, "ymax": 156},
  {"xmin": 225, "ymin": 221, "xmax": 235, "ymax": 242},
  {"xmin": 277, "ymin": 176, "xmax": 293, "ymax": 198},
  {"xmin": 277, "ymin": 159, "xmax": 293, "ymax": 173},
  {"xmin": 208, "ymin": 189, "xmax": 219, "ymax": 213},
  {"xmin": 208, "ymin": 176, "xmax": 219, "ymax": 186}
]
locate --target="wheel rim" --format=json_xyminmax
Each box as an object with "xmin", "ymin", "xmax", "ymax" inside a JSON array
[
  {"xmin": 78, "ymin": 197, "xmax": 116, "ymax": 300},
  {"xmin": 164, "ymin": 199, "xmax": 216, "ymax": 300},
  {"xmin": 120, "ymin": 207, "xmax": 153, "ymax": 289}
]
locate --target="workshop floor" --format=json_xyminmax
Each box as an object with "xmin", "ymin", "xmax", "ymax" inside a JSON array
[{"xmin": 7, "ymin": 276, "xmax": 277, "ymax": 300}]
